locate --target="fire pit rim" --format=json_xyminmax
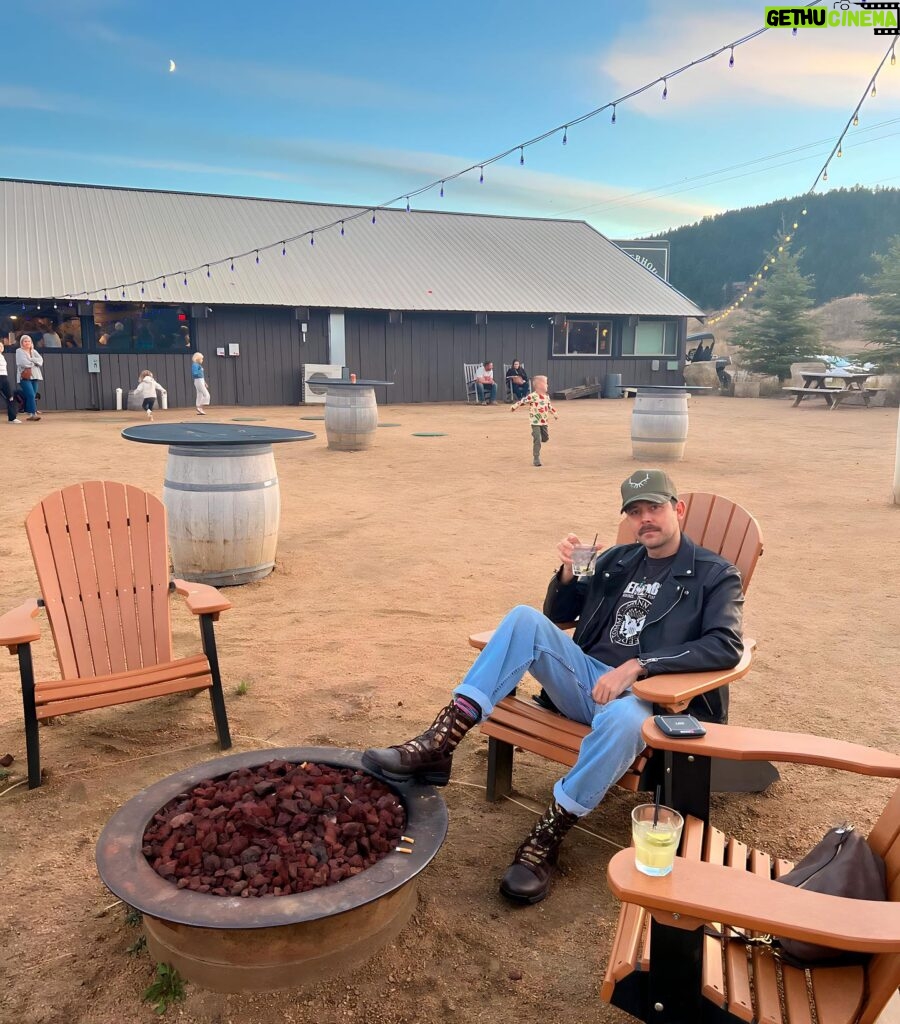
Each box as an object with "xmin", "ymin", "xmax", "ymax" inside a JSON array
[{"xmin": 96, "ymin": 746, "xmax": 448, "ymax": 930}]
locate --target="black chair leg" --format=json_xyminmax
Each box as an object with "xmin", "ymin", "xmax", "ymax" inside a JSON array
[
  {"xmin": 486, "ymin": 736, "xmax": 513, "ymax": 802},
  {"xmin": 200, "ymin": 614, "xmax": 232, "ymax": 750},
  {"xmin": 18, "ymin": 643, "xmax": 42, "ymax": 788}
]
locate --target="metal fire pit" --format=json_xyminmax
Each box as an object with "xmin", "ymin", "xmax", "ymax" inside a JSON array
[{"xmin": 96, "ymin": 747, "xmax": 448, "ymax": 992}]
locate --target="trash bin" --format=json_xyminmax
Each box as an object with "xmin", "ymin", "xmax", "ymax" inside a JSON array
[{"xmin": 603, "ymin": 373, "xmax": 623, "ymax": 399}]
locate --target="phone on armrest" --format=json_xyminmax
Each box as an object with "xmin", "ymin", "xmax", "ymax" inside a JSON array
[{"xmin": 654, "ymin": 714, "xmax": 706, "ymax": 738}]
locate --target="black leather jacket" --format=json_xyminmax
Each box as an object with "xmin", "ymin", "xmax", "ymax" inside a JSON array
[{"xmin": 543, "ymin": 535, "xmax": 744, "ymax": 723}]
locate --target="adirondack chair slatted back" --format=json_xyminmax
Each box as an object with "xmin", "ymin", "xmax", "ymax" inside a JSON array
[
  {"xmin": 25, "ymin": 481, "xmax": 173, "ymax": 679},
  {"xmin": 615, "ymin": 492, "xmax": 762, "ymax": 594},
  {"xmin": 865, "ymin": 784, "xmax": 900, "ymax": 1020},
  {"xmin": 464, "ymin": 363, "xmax": 481, "ymax": 403}
]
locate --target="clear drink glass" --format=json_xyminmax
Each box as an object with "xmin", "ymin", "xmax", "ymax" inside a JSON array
[
  {"xmin": 631, "ymin": 804, "xmax": 684, "ymax": 876},
  {"xmin": 571, "ymin": 544, "xmax": 598, "ymax": 578}
]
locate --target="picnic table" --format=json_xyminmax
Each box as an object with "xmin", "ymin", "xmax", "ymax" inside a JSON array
[{"xmin": 783, "ymin": 371, "xmax": 876, "ymax": 409}]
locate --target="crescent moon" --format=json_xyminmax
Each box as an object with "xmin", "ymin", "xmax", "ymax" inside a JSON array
[{"xmin": 168, "ymin": 59, "xmax": 177, "ymax": 73}]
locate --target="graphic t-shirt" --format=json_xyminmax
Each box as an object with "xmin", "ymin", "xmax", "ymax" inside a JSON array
[{"xmin": 585, "ymin": 553, "xmax": 677, "ymax": 667}]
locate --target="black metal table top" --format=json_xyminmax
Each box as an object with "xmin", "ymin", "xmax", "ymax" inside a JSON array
[
  {"xmin": 305, "ymin": 378, "xmax": 394, "ymax": 388},
  {"xmin": 122, "ymin": 424, "xmax": 316, "ymax": 446}
]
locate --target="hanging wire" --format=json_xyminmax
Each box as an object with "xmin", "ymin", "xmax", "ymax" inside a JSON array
[{"xmin": 61, "ymin": 2, "xmax": 827, "ymax": 299}]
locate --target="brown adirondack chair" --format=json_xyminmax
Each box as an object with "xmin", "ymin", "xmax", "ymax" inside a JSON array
[
  {"xmin": 468, "ymin": 493, "xmax": 766, "ymax": 803},
  {"xmin": 0, "ymin": 481, "xmax": 233, "ymax": 788},
  {"xmin": 604, "ymin": 719, "xmax": 900, "ymax": 1024}
]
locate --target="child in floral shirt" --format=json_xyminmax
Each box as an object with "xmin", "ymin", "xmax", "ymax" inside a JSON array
[{"xmin": 510, "ymin": 375, "xmax": 558, "ymax": 467}]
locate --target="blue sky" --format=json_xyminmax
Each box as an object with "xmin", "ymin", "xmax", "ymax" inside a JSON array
[{"xmin": 2, "ymin": 0, "xmax": 898, "ymax": 237}]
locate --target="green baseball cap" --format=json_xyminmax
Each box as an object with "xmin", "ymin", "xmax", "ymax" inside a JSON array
[{"xmin": 620, "ymin": 469, "xmax": 678, "ymax": 511}]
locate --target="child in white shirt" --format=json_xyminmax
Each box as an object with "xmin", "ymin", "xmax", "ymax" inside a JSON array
[{"xmin": 134, "ymin": 370, "xmax": 166, "ymax": 420}]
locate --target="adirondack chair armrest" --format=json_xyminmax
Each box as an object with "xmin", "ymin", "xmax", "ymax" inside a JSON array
[
  {"xmin": 630, "ymin": 641, "xmax": 756, "ymax": 710},
  {"xmin": 640, "ymin": 720, "xmax": 900, "ymax": 778},
  {"xmin": 607, "ymin": 849, "xmax": 900, "ymax": 955},
  {"xmin": 171, "ymin": 579, "xmax": 233, "ymax": 618},
  {"xmin": 0, "ymin": 598, "xmax": 42, "ymax": 652}
]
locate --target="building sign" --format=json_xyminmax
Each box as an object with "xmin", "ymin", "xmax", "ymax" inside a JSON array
[{"xmin": 613, "ymin": 240, "xmax": 670, "ymax": 281}]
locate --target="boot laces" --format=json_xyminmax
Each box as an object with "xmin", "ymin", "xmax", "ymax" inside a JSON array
[
  {"xmin": 516, "ymin": 806, "xmax": 576, "ymax": 868},
  {"xmin": 393, "ymin": 705, "xmax": 467, "ymax": 756}
]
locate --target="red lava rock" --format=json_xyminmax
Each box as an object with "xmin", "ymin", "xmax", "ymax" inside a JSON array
[
  {"xmin": 142, "ymin": 760, "xmax": 405, "ymax": 898},
  {"xmin": 509, "ymin": 970, "xmax": 523, "ymax": 982}
]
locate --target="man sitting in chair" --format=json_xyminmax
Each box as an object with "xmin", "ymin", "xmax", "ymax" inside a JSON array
[
  {"xmin": 364, "ymin": 470, "xmax": 744, "ymax": 905},
  {"xmin": 473, "ymin": 361, "xmax": 497, "ymax": 405}
]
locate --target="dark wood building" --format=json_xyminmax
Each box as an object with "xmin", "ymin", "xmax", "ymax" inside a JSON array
[{"xmin": 1, "ymin": 179, "xmax": 704, "ymax": 409}]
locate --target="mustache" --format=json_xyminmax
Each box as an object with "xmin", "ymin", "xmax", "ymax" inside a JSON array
[{"xmin": 638, "ymin": 526, "xmax": 659, "ymax": 535}]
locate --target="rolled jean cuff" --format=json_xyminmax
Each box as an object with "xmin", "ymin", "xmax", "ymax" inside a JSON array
[
  {"xmin": 553, "ymin": 779, "xmax": 592, "ymax": 817},
  {"xmin": 451, "ymin": 682, "xmax": 494, "ymax": 721}
]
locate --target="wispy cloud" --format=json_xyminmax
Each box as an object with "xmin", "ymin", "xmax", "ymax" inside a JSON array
[
  {"xmin": 80, "ymin": 22, "xmax": 442, "ymax": 111},
  {"xmin": 0, "ymin": 86, "xmax": 59, "ymax": 112},
  {"xmin": 596, "ymin": 3, "xmax": 894, "ymax": 113},
  {"xmin": 0, "ymin": 145, "xmax": 307, "ymax": 185}
]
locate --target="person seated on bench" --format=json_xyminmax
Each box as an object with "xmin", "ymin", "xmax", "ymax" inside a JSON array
[
  {"xmin": 473, "ymin": 361, "xmax": 497, "ymax": 405},
  {"xmin": 363, "ymin": 469, "xmax": 744, "ymax": 906},
  {"xmin": 505, "ymin": 359, "xmax": 530, "ymax": 401}
]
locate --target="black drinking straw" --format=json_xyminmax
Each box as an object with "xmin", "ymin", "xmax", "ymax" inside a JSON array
[{"xmin": 652, "ymin": 784, "xmax": 662, "ymax": 828}]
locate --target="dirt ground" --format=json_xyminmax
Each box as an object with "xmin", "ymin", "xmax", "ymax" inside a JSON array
[{"xmin": 1, "ymin": 394, "xmax": 898, "ymax": 1024}]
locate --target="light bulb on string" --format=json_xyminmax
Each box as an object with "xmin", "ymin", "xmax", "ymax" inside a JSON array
[
  {"xmin": 103, "ymin": 291, "xmax": 108, "ymax": 301},
  {"xmin": 141, "ymin": 283, "xmax": 145, "ymax": 295},
  {"xmin": 891, "ymin": 46, "xmax": 896, "ymax": 66},
  {"xmin": 183, "ymin": 273, "xmax": 188, "ymax": 286},
  {"xmin": 206, "ymin": 265, "xmax": 211, "ymax": 277},
  {"xmin": 871, "ymin": 83, "xmax": 876, "ymax": 98},
  {"xmin": 611, "ymin": 104, "xmax": 616, "ymax": 124},
  {"xmin": 764, "ymin": 264, "xmax": 769, "ymax": 271},
  {"xmin": 162, "ymin": 278, "xmax": 166, "ymax": 289},
  {"xmin": 822, "ymin": 168, "xmax": 828, "ymax": 182},
  {"xmin": 785, "ymin": 235, "xmax": 792, "ymax": 242},
  {"xmin": 792, "ymin": 26, "xmax": 798, "ymax": 36},
  {"xmin": 121, "ymin": 288, "xmax": 125, "ymax": 299},
  {"xmin": 792, "ymin": 222, "xmax": 798, "ymax": 229},
  {"xmin": 837, "ymin": 144, "xmax": 842, "ymax": 158},
  {"xmin": 230, "ymin": 259, "xmax": 234, "ymax": 272},
  {"xmin": 662, "ymin": 78, "xmax": 668, "ymax": 99},
  {"xmin": 562, "ymin": 126, "xmax": 568, "ymax": 145},
  {"xmin": 310, "ymin": 233, "xmax": 315, "ymax": 246},
  {"xmin": 439, "ymin": 181, "xmax": 444, "ymax": 198},
  {"xmin": 853, "ymin": 112, "xmax": 859, "ymax": 127},
  {"xmin": 255, "ymin": 250, "xmax": 260, "ymax": 265},
  {"xmin": 519, "ymin": 147, "xmax": 525, "ymax": 165},
  {"xmin": 371, "ymin": 211, "xmax": 376, "ymax": 224},
  {"xmin": 728, "ymin": 47, "xmax": 734, "ymax": 68},
  {"xmin": 281, "ymin": 243, "xmax": 286, "ymax": 256},
  {"xmin": 479, "ymin": 166, "xmax": 484, "ymax": 184},
  {"xmin": 340, "ymin": 221, "xmax": 345, "ymax": 236},
  {"xmin": 802, "ymin": 208, "xmax": 807, "ymax": 216},
  {"xmin": 406, "ymin": 197, "xmax": 410, "ymax": 213}
]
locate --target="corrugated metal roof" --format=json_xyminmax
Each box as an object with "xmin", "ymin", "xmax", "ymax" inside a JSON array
[{"xmin": 0, "ymin": 178, "xmax": 703, "ymax": 317}]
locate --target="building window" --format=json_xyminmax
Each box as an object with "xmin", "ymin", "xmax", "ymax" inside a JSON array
[
  {"xmin": 93, "ymin": 303, "xmax": 193, "ymax": 352},
  {"xmin": 552, "ymin": 319, "xmax": 612, "ymax": 357},
  {"xmin": 1, "ymin": 300, "xmax": 83, "ymax": 348},
  {"xmin": 624, "ymin": 321, "xmax": 678, "ymax": 357}
]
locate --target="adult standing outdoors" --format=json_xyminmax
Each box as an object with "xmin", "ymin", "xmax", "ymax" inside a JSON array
[
  {"xmin": 363, "ymin": 470, "xmax": 744, "ymax": 905},
  {"xmin": 192, "ymin": 352, "xmax": 211, "ymax": 415},
  {"xmin": 0, "ymin": 338, "xmax": 23, "ymax": 424},
  {"xmin": 16, "ymin": 335, "xmax": 43, "ymax": 421}
]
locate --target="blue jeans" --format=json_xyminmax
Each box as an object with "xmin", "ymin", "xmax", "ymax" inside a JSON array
[
  {"xmin": 19, "ymin": 378, "xmax": 38, "ymax": 415},
  {"xmin": 454, "ymin": 605, "xmax": 652, "ymax": 817},
  {"xmin": 475, "ymin": 381, "xmax": 497, "ymax": 403}
]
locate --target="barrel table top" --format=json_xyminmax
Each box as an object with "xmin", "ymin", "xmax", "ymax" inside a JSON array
[
  {"xmin": 305, "ymin": 378, "xmax": 394, "ymax": 388},
  {"xmin": 626, "ymin": 385, "xmax": 712, "ymax": 392},
  {"xmin": 122, "ymin": 424, "xmax": 316, "ymax": 446}
]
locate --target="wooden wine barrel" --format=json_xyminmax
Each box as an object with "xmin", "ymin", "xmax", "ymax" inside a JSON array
[
  {"xmin": 630, "ymin": 388, "xmax": 689, "ymax": 461},
  {"xmin": 163, "ymin": 444, "xmax": 280, "ymax": 585},
  {"xmin": 324, "ymin": 386, "xmax": 378, "ymax": 450}
]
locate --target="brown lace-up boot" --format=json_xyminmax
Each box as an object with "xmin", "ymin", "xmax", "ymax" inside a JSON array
[
  {"xmin": 361, "ymin": 700, "xmax": 479, "ymax": 786},
  {"xmin": 499, "ymin": 799, "xmax": 579, "ymax": 904}
]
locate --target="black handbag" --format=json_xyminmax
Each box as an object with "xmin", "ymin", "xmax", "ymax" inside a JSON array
[{"xmin": 717, "ymin": 824, "xmax": 887, "ymax": 968}]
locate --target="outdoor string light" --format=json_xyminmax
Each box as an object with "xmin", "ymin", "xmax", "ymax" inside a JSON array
[{"xmin": 57, "ymin": 2, "xmax": 838, "ymax": 301}]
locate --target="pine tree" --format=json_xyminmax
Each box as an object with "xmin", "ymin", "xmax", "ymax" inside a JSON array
[
  {"xmin": 863, "ymin": 235, "xmax": 900, "ymax": 368},
  {"xmin": 729, "ymin": 240, "xmax": 820, "ymax": 380}
]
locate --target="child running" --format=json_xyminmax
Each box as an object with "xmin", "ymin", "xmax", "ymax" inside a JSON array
[
  {"xmin": 510, "ymin": 374, "xmax": 558, "ymax": 467},
  {"xmin": 134, "ymin": 370, "xmax": 167, "ymax": 421}
]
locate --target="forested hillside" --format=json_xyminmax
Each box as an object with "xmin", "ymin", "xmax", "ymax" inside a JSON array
[{"xmin": 649, "ymin": 186, "xmax": 900, "ymax": 310}]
